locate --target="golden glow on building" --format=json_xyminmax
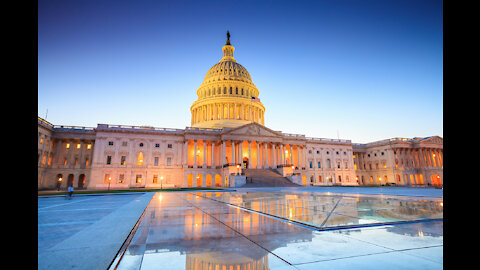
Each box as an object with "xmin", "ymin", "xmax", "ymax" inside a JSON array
[{"xmin": 190, "ymin": 32, "xmax": 265, "ymax": 129}]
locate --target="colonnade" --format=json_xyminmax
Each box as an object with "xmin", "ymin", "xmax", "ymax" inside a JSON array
[
  {"xmin": 184, "ymin": 139, "xmax": 307, "ymax": 169},
  {"xmin": 394, "ymin": 147, "xmax": 443, "ymax": 168},
  {"xmin": 191, "ymin": 103, "xmax": 264, "ymax": 125}
]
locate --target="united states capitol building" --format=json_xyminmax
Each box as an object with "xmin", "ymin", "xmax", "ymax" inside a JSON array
[{"xmin": 37, "ymin": 33, "xmax": 443, "ymax": 190}]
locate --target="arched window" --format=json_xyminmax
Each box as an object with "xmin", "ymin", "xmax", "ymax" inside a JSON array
[
  {"xmin": 137, "ymin": 152, "xmax": 144, "ymax": 166},
  {"xmin": 229, "ymin": 87, "xmax": 232, "ymax": 94}
]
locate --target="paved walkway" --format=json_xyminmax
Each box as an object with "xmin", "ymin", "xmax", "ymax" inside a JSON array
[{"xmin": 38, "ymin": 192, "xmax": 154, "ymax": 270}]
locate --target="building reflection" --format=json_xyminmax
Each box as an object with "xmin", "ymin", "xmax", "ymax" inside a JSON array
[{"xmin": 122, "ymin": 192, "xmax": 443, "ymax": 270}]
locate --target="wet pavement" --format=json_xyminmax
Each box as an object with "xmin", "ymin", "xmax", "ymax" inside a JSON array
[{"xmin": 112, "ymin": 191, "xmax": 443, "ymax": 269}]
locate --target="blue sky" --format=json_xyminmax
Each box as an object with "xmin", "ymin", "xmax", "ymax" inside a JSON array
[{"xmin": 38, "ymin": 0, "xmax": 443, "ymax": 143}]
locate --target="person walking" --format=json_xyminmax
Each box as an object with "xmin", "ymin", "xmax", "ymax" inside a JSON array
[{"xmin": 67, "ymin": 186, "xmax": 74, "ymax": 199}]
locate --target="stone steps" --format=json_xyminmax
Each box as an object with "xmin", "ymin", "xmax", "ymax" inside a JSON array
[{"xmin": 242, "ymin": 169, "xmax": 299, "ymax": 187}]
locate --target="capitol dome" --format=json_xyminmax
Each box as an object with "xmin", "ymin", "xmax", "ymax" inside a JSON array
[{"xmin": 190, "ymin": 32, "xmax": 265, "ymax": 129}]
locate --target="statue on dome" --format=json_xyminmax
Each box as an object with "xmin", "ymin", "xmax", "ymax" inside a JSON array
[{"xmin": 226, "ymin": 30, "xmax": 231, "ymax": 45}]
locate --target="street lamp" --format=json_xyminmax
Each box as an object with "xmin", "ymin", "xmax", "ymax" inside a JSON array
[
  {"xmin": 160, "ymin": 176, "xmax": 164, "ymax": 189},
  {"xmin": 108, "ymin": 177, "xmax": 111, "ymax": 191},
  {"xmin": 237, "ymin": 164, "xmax": 240, "ymax": 175}
]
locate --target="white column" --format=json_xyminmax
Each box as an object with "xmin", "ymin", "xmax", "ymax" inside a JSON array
[
  {"xmin": 203, "ymin": 140, "xmax": 206, "ymax": 168},
  {"xmin": 231, "ymin": 140, "xmax": 235, "ymax": 165},
  {"xmin": 184, "ymin": 140, "xmax": 188, "ymax": 166},
  {"xmin": 303, "ymin": 146, "xmax": 307, "ymax": 169},
  {"xmin": 211, "ymin": 141, "xmax": 215, "ymax": 168},
  {"xmin": 248, "ymin": 141, "xmax": 252, "ymax": 168},
  {"xmin": 297, "ymin": 145, "xmax": 301, "ymax": 169},
  {"xmin": 240, "ymin": 141, "xmax": 244, "ymax": 168},
  {"xmin": 193, "ymin": 140, "xmax": 197, "ymax": 168},
  {"xmin": 222, "ymin": 141, "xmax": 226, "ymax": 165},
  {"xmin": 265, "ymin": 142, "xmax": 269, "ymax": 169},
  {"xmin": 273, "ymin": 143, "xmax": 277, "ymax": 169},
  {"xmin": 256, "ymin": 141, "xmax": 260, "ymax": 168}
]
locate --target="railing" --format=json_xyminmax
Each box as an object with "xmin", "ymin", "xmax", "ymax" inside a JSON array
[
  {"xmin": 97, "ymin": 124, "xmax": 184, "ymax": 133},
  {"xmin": 306, "ymin": 137, "xmax": 351, "ymax": 143}
]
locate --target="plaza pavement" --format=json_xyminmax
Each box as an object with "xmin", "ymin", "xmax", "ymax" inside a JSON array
[{"xmin": 38, "ymin": 186, "xmax": 442, "ymax": 269}]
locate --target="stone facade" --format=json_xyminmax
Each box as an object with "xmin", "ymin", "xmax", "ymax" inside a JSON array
[{"xmin": 38, "ymin": 33, "xmax": 442, "ymax": 189}]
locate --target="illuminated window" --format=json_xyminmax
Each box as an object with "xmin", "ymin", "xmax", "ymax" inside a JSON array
[
  {"xmin": 64, "ymin": 159, "xmax": 68, "ymax": 166},
  {"xmin": 85, "ymin": 158, "xmax": 89, "ymax": 166},
  {"xmin": 66, "ymin": 143, "xmax": 70, "ymax": 149},
  {"xmin": 383, "ymin": 162, "xmax": 387, "ymax": 169},
  {"xmin": 120, "ymin": 156, "xmax": 126, "ymax": 165},
  {"xmin": 153, "ymin": 175, "xmax": 158, "ymax": 184},
  {"xmin": 137, "ymin": 152, "xmax": 144, "ymax": 166},
  {"xmin": 87, "ymin": 144, "xmax": 92, "ymax": 149},
  {"xmin": 74, "ymin": 158, "xmax": 78, "ymax": 166},
  {"xmin": 136, "ymin": 175, "xmax": 142, "ymax": 183},
  {"xmin": 40, "ymin": 138, "xmax": 44, "ymax": 144},
  {"xmin": 48, "ymin": 155, "xmax": 52, "ymax": 166},
  {"xmin": 76, "ymin": 144, "xmax": 81, "ymax": 149},
  {"xmin": 118, "ymin": 174, "xmax": 125, "ymax": 184},
  {"xmin": 42, "ymin": 155, "xmax": 46, "ymax": 165}
]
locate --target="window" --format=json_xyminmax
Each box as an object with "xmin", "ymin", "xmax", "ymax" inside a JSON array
[
  {"xmin": 137, "ymin": 152, "xmax": 144, "ymax": 166},
  {"xmin": 317, "ymin": 151, "xmax": 320, "ymax": 154},
  {"xmin": 376, "ymin": 163, "xmax": 379, "ymax": 169},
  {"xmin": 120, "ymin": 156, "xmax": 126, "ymax": 165},
  {"xmin": 338, "ymin": 176, "xmax": 342, "ymax": 182},
  {"xmin": 87, "ymin": 144, "xmax": 92, "ymax": 149},
  {"xmin": 345, "ymin": 162, "xmax": 348, "ymax": 169},
  {"xmin": 106, "ymin": 156, "xmax": 112, "ymax": 165},
  {"xmin": 154, "ymin": 157, "xmax": 159, "ymax": 166},
  {"xmin": 85, "ymin": 158, "xmax": 89, "ymax": 166},
  {"xmin": 66, "ymin": 143, "xmax": 70, "ymax": 149},
  {"xmin": 344, "ymin": 152, "xmax": 346, "ymax": 155},
  {"xmin": 167, "ymin": 144, "xmax": 172, "ymax": 148},
  {"xmin": 327, "ymin": 159, "xmax": 331, "ymax": 169},
  {"xmin": 118, "ymin": 174, "xmax": 125, "ymax": 184},
  {"xmin": 74, "ymin": 158, "xmax": 78, "ymax": 166},
  {"xmin": 139, "ymin": 143, "xmax": 144, "ymax": 147},
  {"xmin": 153, "ymin": 175, "xmax": 158, "ymax": 184},
  {"xmin": 155, "ymin": 143, "xmax": 160, "ymax": 148},
  {"xmin": 40, "ymin": 138, "xmax": 44, "ymax": 144},
  {"xmin": 318, "ymin": 161, "xmax": 321, "ymax": 169},
  {"xmin": 136, "ymin": 175, "xmax": 142, "ymax": 183},
  {"xmin": 308, "ymin": 150, "xmax": 312, "ymax": 154},
  {"xmin": 383, "ymin": 162, "xmax": 386, "ymax": 169},
  {"xmin": 381, "ymin": 152, "xmax": 384, "ymax": 155},
  {"xmin": 309, "ymin": 161, "xmax": 313, "ymax": 168},
  {"xmin": 108, "ymin": 141, "xmax": 113, "ymax": 146},
  {"xmin": 167, "ymin": 157, "xmax": 172, "ymax": 166},
  {"xmin": 76, "ymin": 144, "xmax": 81, "ymax": 149},
  {"xmin": 337, "ymin": 161, "xmax": 341, "ymax": 169},
  {"xmin": 104, "ymin": 174, "xmax": 111, "ymax": 184},
  {"xmin": 336, "ymin": 151, "xmax": 339, "ymax": 155},
  {"xmin": 42, "ymin": 155, "xmax": 46, "ymax": 165},
  {"xmin": 326, "ymin": 151, "xmax": 329, "ymax": 155},
  {"xmin": 122, "ymin": 141, "xmax": 128, "ymax": 147},
  {"xmin": 367, "ymin": 154, "xmax": 370, "ymax": 157}
]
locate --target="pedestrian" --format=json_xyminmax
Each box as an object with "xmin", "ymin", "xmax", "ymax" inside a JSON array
[{"xmin": 67, "ymin": 186, "xmax": 74, "ymax": 199}]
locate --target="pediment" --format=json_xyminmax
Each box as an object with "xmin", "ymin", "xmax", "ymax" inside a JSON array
[
  {"xmin": 419, "ymin": 136, "xmax": 443, "ymax": 145},
  {"xmin": 222, "ymin": 122, "xmax": 282, "ymax": 138}
]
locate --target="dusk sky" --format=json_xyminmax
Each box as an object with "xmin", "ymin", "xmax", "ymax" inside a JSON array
[{"xmin": 38, "ymin": 0, "xmax": 443, "ymax": 143}]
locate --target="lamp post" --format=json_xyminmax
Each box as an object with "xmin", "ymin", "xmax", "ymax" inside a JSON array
[
  {"xmin": 108, "ymin": 177, "xmax": 111, "ymax": 191},
  {"xmin": 160, "ymin": 176, "xmax": 164, "ymax": 190},
  {"xmin": 237, "ymin": 164, "xmax": 240, "ymax": 175}
]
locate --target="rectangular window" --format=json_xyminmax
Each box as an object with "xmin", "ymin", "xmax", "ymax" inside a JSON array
[
  {"xmin": 309, "ymin": 161, "xmax": 313, "ymax": 168},
  {"xmin": 64, "ymin": 159, "xmax": 68, "ymax": 166},
  {"xmin": 66, "ymin": 143, "xmax": 70, "ymax": 149},
  {"xmin": 108, "ymin": 141, "xmax": 114, "ymax": 146},
  {"xmin": 318, "ymin": 161, "xmax": 321, "ymax": 169},
  {"xmin": 154, "ymin": 157, "xmax": 159, "ymax": 166},
  {"xmin": 337, "ymin": 162, "xmax": 341, "ymax": 169},
  {"xmin": 345, "ymin": 162, "xmax": 348, "ymax": 169},
  {"xmin": 122, "ymin": 141, "xmax": 128, "ymax": 147},
  {"xmin": 155, "ymin": 143, "xmax": 160, "ymax": 148},
  {"xmin": 42, "ymin": 155, "xmax": 46, "ymax": 165},
  {"xmin": 76, "ymin": 144, "xmax": 81, "ymax": 149},
  {"xmin": 87, "ymin": 144, "xmax": 92, "ymax": 149},
  {"xmin": 120, "ymin": 156, "xmax": 126, "ymax": 165},
  {"xmin": 167, "ymin": 157, "xmax": 172, "ymax": 166},
  {"xmin": 167, "ymin": 144, "xmax": 172, "ymax": 149},
  {"xmin": 106, "ymin": 156, "xmax": 112, "ymax": 165},
  {"xmin": 118, "ymin": 174, "xmax": 125, "ymax": 184},
  {"xmin": 136, "ymin": 175, "xmax": 142, "ymax": 183},
  {"xmin": 153, "ymin": 175, "xmax": 158, "ymax": 184},
  {"xmin": 85, "ymin": 158, "xmax": 89, "ymax": 167},
  {"xmin": 48, "ymin": 155, "xmax": 52, "ymax": 166},
  {"xmin": 75, "ymin": 158, "xmax": 78, "ymax": 166},
  {"xmin": 40, "ymin": 138, "xmax": 44, "ymax": 144}
]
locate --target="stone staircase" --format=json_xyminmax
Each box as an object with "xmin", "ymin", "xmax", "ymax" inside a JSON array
[{"xmin": 242, "ymin": 168, "xmax": 299, "ymax": 187}]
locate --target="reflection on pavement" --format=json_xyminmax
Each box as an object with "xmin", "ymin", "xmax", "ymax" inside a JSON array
[{"xmin": 113, "ymin": 191, "xmax": 443, "ymax": 270}]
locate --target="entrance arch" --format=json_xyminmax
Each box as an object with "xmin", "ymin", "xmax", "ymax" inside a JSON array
[
  {"xmin": 302, "ymin": 175, "xmax": 307, "ymax": 186},
  {"xmin": 78, "ymin": 174, "xmax": 85, "ymax": 188},
  {"xmin": 67, "ymin": 174, "xmax": 74, "ymax": 187},
  {"xmin": 215, "ymin": 174, "xmax": 221, "ymax": 187},
  {"xmin": 196, "ymin": 174, "xmax": 202, "ymax": 187},
  {"xmin": 206, "ymin": 174, "xmax": 212, "ymax": 187},
  {"xmin": 431, "ymin": 174, "xmax": 442, "ymax": 187},
  {"xmin": 243, "ymin": 157, "xmax": 249, "ymax": 168},
  {"xmin": 187, "ymin": 174, "xmax": 193, "ymax": 187}
]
